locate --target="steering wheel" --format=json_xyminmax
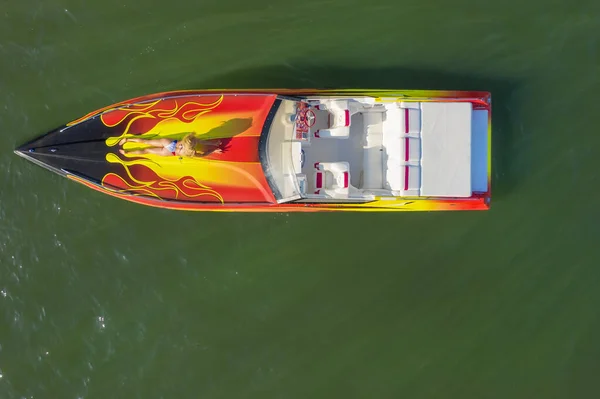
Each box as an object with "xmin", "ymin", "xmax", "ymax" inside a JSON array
[{"xmin": 305, "ymin": 109, "xmax": 316, "ymax": 127}]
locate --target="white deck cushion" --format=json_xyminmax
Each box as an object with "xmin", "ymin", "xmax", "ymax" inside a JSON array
[
  {"xmin": 420, "ymin": 102, "xmax": 472, "ymax": 197},
  {"xmin": 362, "ymin": 113, "xmax": 384, "ymax": 189}
]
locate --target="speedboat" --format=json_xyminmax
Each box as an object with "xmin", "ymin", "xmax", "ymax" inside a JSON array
[{"xmin": 14, "ymin": 89, "xmax": 492, "ymax": 212}]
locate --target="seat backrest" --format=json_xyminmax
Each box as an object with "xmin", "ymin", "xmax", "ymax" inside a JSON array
[
  {"xmin": 384, "ymin": 160, "xmax": 421, "ymax": 196},
  {"xmin": 400, "ymin": 102, "xmax": 422, "ymax": 135},
  {"xmin": 405, "ymin": 108, "xmax": 421, "ymax": 134},
  {"xmin": 379, "ymin": 103, "xmax": 423, "ymax": 196},
  {"xmin": 402, "ymin": 165, "xmax": 421, "ymax": 196},
  {"xmin": 313, "ymin": 162, "xmax": 350, "ymax": 197},
  {"xmin": 361, "ymin": 112, "xmax": 384, "ymax": 189},
  {"xmin": 311, "ymin": 100, "xmax": 353, "ymax": 139}
]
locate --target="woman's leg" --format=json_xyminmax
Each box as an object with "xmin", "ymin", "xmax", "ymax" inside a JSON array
[
  {"xmin": 120, "ymin": 137, "xmax": 172, "ymax": 147},
  {"xmin": 120, "ymin": 147, "xmax": 171, "ymax": 156}
]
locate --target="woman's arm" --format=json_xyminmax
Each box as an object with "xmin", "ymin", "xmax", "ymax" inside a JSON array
[
  {"xmin": 196, "ymin": 146, "xmax": 222, "ymax": 157},
  {"xmin": 195, "ymin": 139, "xmax": 222, "ymax": 147}
]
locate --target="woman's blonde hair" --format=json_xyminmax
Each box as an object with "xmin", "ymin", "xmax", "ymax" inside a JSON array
[{"xmin": 179, "ymin": 134, "xmax": 198, "ymax": 157}]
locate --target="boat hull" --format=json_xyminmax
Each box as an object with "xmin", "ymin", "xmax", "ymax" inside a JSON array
[{"xmin": 15, "ymin": 89, "xmax": 491, "ymax": 212}]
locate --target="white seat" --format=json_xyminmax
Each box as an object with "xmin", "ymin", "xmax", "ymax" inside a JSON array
[
  {"xmin": 419, "ymin": 102, "xmax": 472, "ymax": 197},
  {"xmin": 380, "ymin": 103, "xmax": 423, "ymax": 196},
  {"xmin": 385, "ymin": 158, "xmax": 421, "ymax": 196},
  {"xmin": 361, "ymin": 112, "xmax": 384, "ymax": 189},
  {"xmin": 403, "ymin": 108, "xmax": 421, "ymax": 135},
  {"xmin": 311, "ymin": 100, "xmax": 354, "ymax": 139},
  {"xmin": 402, "ymin": 165, "xmax": 421, "ymax": 196},
  {"xmin": 405, "ymin": 137, "xmax": 421, "ymax": 162},
  {"xmin": 313, "ymin": 161, "xmax": 350, "ymax": 198},
  {"xmin": 400, "ymin": 102, "xmax": 422, "ymax": 135}
]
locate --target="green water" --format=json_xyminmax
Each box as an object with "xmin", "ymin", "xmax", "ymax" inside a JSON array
[{"xmin": 2, "ymin": 0, "xmax": 600, "ymax": 398}]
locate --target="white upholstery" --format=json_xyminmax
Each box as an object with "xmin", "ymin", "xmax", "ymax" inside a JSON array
[
  {"xmin": 313, "ymin": 161, "xmax": 350, "ymax": 198},
  {"xmin": 362, "ymin": 112, "xmax": 384, "ymax": 189},
  {"xmin": 406, "ymin": 137, "xmax": 421, "ymax": 162},
  {"xmin": 311, "ymin": 100, "xmax": 354, "ymax": 139},
  {"xmin": 404, "ymin": 108, "xmax": 422, "ymax": 135},
  {"xmin": 300, "ymin": 98, "xmax": 476, "ymax": 199},
  {"xmin": 385, "ymin": 161, "xmax": 421, "ymax": 196},
  {"xmin": 400, "ymin": 101, "xmax": 420, "ymax": 109},
  {"xmin": 382, "ymin": 105, "xmax": 404, "ymax": 191},
  {"xmin": 328, "ymin": 102, "xmax": 351, "ymax": 128},
  {"xmin": 420, "ymin": 102, "xmax": 472, "ymax": 197},
  {"xmin": 379, "ymin": 103, "xmax": 423, "ymax": 195},
  {"xmin": 403, "ymin": 166, "xmax": 421, "ymax": 196}
]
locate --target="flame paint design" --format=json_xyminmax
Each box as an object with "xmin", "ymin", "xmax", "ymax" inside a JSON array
[
  {"xmin": 59, "ymin": 89, "xmax": 490, "ymax": 211},
  {"xmin": 103, "ymin": 95, "xmax": 225, "ymax": 147},
  {"xmin": 101, "ymin": 153, "xmax": 224, "ymax": 202},
  {"xmin": 98, "ymin": 94, "xmax": 277, "ymax": 203},
  {"xmin": 70, "ymin": 172, "xmax": 490, "ymax": 212},
  {"xmin": 66, "ymin": 89, "xmax": 202, "ymax": 126}
]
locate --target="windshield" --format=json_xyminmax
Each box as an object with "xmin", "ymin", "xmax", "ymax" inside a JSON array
[{"xmin": 259, "ymin": 98, "xmax": 306, "ymax": 203}]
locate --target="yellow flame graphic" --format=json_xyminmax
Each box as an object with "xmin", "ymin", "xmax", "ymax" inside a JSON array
[
  {"xmin": 104, "ymin": 95, "xmax": 225, "ymax": 147},
  {"xmin": 103, "ymin": 153, "xmax": 224, "ymax": 202}
]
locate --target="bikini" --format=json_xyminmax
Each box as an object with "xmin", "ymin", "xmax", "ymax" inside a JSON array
[{"xmin": 165, "ymin": 140, "xmax": 177, "ymax": 155}]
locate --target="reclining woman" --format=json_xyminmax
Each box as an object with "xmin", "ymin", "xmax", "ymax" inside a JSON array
[{"xmin": 118, "ymin": 133, "xmax": 224, "ymax": 157}]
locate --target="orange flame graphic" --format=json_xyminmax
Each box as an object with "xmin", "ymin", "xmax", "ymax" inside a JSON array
[
  {"xmin": 102, "ymin": 153, "xmax": 224, "ymax": 202},
  {"xmin": 103, "ymin": 95, "xmax": 225, "ymax": 146},
  {"xmin": 98, "ymin": 94, "xmax": 277, "ymax": 204},
  {"xmin": 98, "ymin": 96, "xmax": 227, "ymax": 202},
  {"xmin": 65, "ymin": 90, "xmax": 207, "ymax": 127}
]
